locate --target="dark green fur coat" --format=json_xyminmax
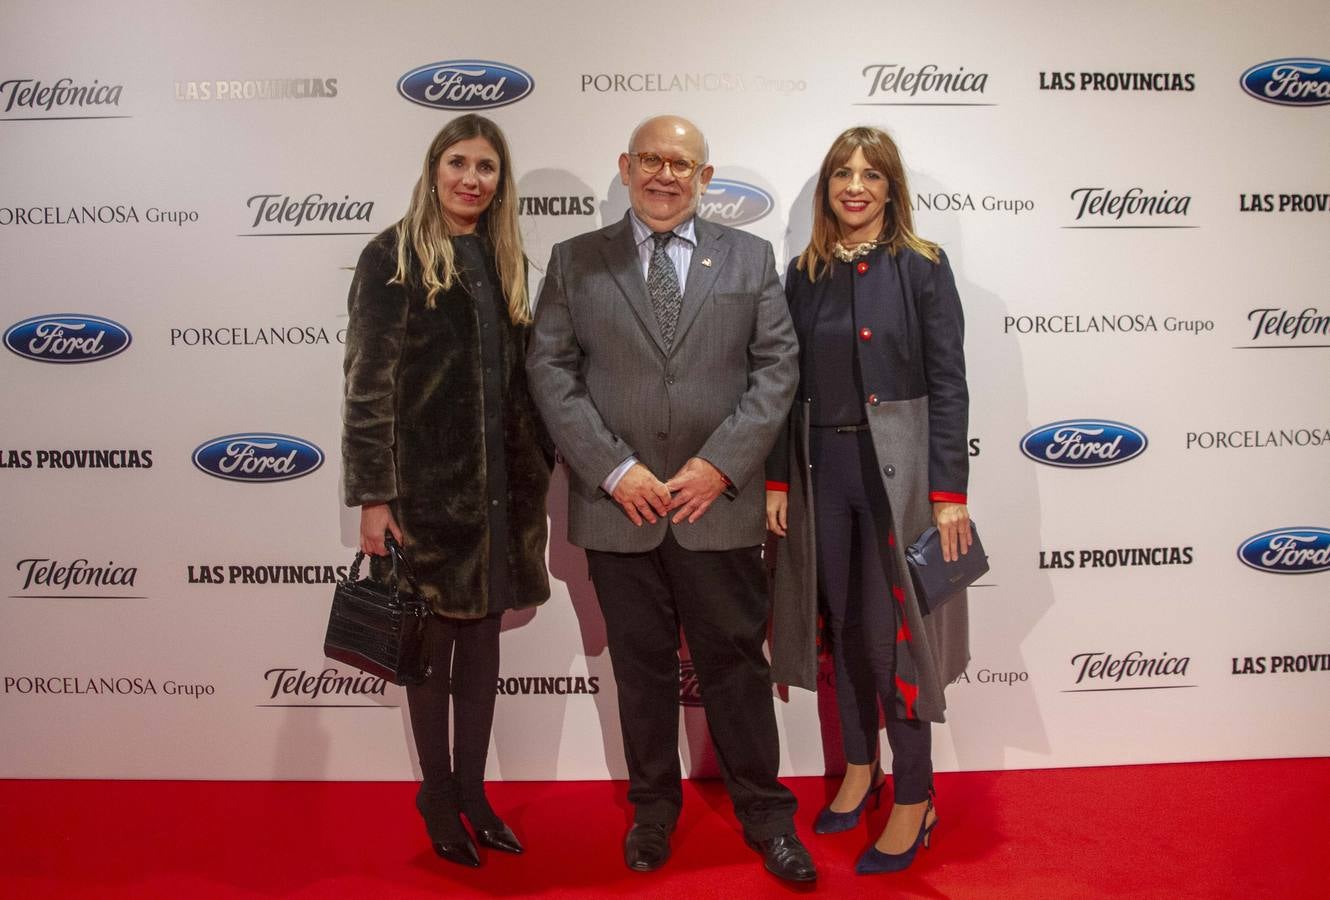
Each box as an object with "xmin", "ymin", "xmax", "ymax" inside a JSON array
[{"xmin": 342, "ymin": 229, "xmax": 551, "ymax": 618}]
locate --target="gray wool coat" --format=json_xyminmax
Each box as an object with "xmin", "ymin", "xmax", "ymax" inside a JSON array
[{"xmin": 767, "ymin": 246, "xmax": 971, "ymax": 723}]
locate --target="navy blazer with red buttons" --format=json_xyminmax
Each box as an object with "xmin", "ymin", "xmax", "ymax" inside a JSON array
[
  {"xmin": 766, "ymin": 244, "xmax": 972, "ymax": 702},
  {"xmin": 768, "ymin": 244, "xmax": 969, "ymax": 502}
]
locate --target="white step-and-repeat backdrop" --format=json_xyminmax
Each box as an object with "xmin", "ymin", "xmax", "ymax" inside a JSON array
[{"xmin": 3, "ymin": 1, "xmax": 1328, "ymax": 780}]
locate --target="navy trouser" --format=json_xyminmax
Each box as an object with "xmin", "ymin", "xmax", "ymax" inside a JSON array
[{"xmin": 811, "ymin": 426, "xmax": 932, "ymax": 804}]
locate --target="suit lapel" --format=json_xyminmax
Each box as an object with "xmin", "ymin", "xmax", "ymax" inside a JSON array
[
  {"xmin": 671, "ymin": 217, "xmax": 728, "ymax": 351},
  {"xmin": 600, "ymin": 213, "xmax": 669, "ymax": 356}
]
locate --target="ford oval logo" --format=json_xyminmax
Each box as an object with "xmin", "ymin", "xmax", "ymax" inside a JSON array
[
  {"xmin": 1019, "ymin": 419, "xmax": 1148, "ymax": 468},
  {"xmin": 192, "ymin": 433, "xmax": 324, "ymax": 483},
  {"xmin": 4, "ymin": 313, "xmax": 131, "ymax": 364},
  {"xmin": 1240, "ymin": 58, "xmax": 1330, "ymax": 106},
  {"xmin": 397, "ymin": 60, "xmax": 534, "ymax": 110},
  {"xmin": 699, "ymin": 179, "xmax": 775, "ymax": 228},
  {"xmin": 1238, "ymin": 527, "xmax": 1330, "ymax": 575}
]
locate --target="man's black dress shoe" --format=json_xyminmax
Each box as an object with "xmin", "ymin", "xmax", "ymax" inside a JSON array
[
  {"xmin": 471, "ymin": 821, "xmax": 524, "ymax": 855},
  {"xmin": 746, "ymin": 832, "xmax": 817, "ymax": 883},
  {"xmin": 431, "ymin": 833, "xmax": 481, "ymax": 868},
  {"xmin": 624, "ymin": 822, "xmax": 672, "ymax": 872}
]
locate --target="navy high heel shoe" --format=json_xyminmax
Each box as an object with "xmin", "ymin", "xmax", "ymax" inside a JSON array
[
  {"xmin": 854, "ymin": 794, "xmax": 936, "ymax": 875},
  {"xmin": 812, "ymin": 773, "xmax": 886, "ymax": 834}
]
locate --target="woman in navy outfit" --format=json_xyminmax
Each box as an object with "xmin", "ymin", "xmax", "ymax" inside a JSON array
[{"xmin": 767, "ymin": 125, "xmax": 974, "ymax": 875}]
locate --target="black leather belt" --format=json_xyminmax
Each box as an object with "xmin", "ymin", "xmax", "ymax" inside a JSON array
[{"xmin": 811, "ymin": 423, "xmax": 871, "ymax": 433}]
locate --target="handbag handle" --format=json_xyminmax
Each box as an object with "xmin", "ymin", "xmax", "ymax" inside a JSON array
[
  {"xmin": 384, "ymin": 535, "xmax": 424, "ymax": 597},
  {"xmin": 346, "ymin": 536, "xmax": 424, "ymax": 599}
]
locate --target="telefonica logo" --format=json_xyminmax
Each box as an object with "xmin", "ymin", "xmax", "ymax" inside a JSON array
[
  {"xmin": 859, "ymin": 63, "xmax": 992, "ymax": 106},
  {"xmin": 4, "ymin": 314, "xmax": 131, "ymax": 363},
  {"xmin": 1020, "ymin": 420, "xmax": 1148, "ymax": 468},
  {"xmin": 398, "ymin": 61, "xmax": 533, "ymax": 110},
  {"xmin": 11, "ymin": 557, "xmax": 141, "ymax": 599},
  {"xmin": 699, "ymin": 179, "xmax": 773, "ymax": 228},
  {"xmin": 1240, "ymin": 59, "xmax": 1330, "ymax": 106},
  {"xmin": 1065, "ymin": 187, "xmax": 1193, "ymax": 228},
  {"xmin": 1243, "ymin": 307, "xmax": 1329, "ymax": 346},
  {"xmin": 0, "ymin": 77, "xmax": 125, "ymax": 119},
  {"xmin": 192, "ymin": 434, "xmax": 324, "ymax": 483},
  {"xmin": 261, "ymin": 667, "xmax": 386, "ymax": 705},
  {"xmin": 1064, "ymin": 651, "xmax": 1193, "ymax": 692}
]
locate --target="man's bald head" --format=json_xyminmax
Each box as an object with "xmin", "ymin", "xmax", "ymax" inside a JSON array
[
  {"xmin": 619, "ymin": 114, "xmax": 715, "ymax": 232},
  {"xmin": 628, "ymin": 115, "xmax": 710, "ymax": 163}
]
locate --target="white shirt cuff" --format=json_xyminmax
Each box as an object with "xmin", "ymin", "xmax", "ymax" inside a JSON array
[{"xmin": 602, "ymin": 456, "xmax": 639, "ymax": 495}]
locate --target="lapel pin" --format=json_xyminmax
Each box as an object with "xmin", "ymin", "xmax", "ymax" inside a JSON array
[{"xmin": 701, "ymin": 257, "xmax": 712, "ymax": 267}]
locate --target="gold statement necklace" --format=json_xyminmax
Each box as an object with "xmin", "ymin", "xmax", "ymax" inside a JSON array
[{"xmin": 831, "ymin": 240, "xmax": 882, "ymax": 262}]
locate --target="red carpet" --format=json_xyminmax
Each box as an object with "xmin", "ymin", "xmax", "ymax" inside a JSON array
[{"xmin": 3, "ymin": 760, "xmax": 1326, "ymax": 898}]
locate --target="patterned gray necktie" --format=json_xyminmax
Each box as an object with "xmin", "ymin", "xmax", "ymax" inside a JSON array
[{"xmin": 647, "ymin": 231, "xmax": 682, "ymax": 349}]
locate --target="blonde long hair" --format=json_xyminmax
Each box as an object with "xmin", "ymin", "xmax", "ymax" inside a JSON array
[
  {"xmin": 797, "ymin": 125, "xmax": 939, "ymax": 281},
  {"xmin": 392, "ymin": 114, "xmax": 529, "ymax": 324}
]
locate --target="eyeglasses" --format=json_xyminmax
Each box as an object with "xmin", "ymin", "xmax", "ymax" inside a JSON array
[{"xmin": 632, "ymin": 152, "xmax": 700, "ymax": 180}]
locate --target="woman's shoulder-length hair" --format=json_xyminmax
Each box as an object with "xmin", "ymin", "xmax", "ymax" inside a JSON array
[{"xmin": 797, "ymin": 125, "xmax": 940, "ymax": 282}]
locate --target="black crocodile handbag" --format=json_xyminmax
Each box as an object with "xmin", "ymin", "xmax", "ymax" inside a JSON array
[
  {"xmin": 905, "ymin": 521, "xmax": 990, "ymax": 615},
  {"xmin": 323, "ymin": 537, "xmax": 432, "ymax": 685}
]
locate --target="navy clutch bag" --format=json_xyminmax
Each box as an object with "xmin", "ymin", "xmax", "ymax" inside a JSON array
[{"xmin": 905, "ymin": 522, "xmax": 989, "ymax": 614}]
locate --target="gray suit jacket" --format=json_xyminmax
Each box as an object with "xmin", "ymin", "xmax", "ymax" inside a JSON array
[{"xmin": 527, "ymin": 213, "xmax": 798, "ymax": 553}]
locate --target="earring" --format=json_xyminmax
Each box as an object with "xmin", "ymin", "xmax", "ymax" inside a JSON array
[{"xmin": 431, "ymin": 185, "xmax": 437, "ymax": 195}]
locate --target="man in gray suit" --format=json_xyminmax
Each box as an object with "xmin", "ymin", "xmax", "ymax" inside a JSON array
[{"xmin": 527, "ymin": 115, "xmax": 813, "ymax": 882}]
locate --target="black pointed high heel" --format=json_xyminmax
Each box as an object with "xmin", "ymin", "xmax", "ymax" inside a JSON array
[
  {"xmin": 854, "ymin": 794, "xmax": 936, "ymax": 875},
  {"xmin": 465, "ymin": 814, "xmax": 524, "ymax": 854},
  {"xmin": 430, "ymin": 814, "xmax": 481, "ymax": 868},
  {"xmin": 418, "ymin": 786, "xmax": 481, "ymax": 867},
  {"xmin": 460, "ymin": 791, "xmax": 524, "ymax": 854},
  {"xmin": 813, "ymin": 771, "xmax": 887, "ymax": 834}
]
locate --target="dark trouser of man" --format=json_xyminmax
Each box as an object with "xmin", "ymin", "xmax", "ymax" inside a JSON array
[
  {"xmin": 406, "ymin": 613, "xmax": 505, "ymax": 838},
  {"xmin": 587, "ymin": 529, "xmax": 799, "ymax": 841},
  {"xmin": 812, "ymin": 427, "xmax": 932, "ymax": 804}
]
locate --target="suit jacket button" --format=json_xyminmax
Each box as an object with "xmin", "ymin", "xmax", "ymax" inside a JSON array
[
  {"xmin": 859, "ymin": 327, "xmax": 872, "ymax": 341},
  {"xmin": 868, "ymin": 393, "xmax": 880, "ymax": 406},
  {"xmin": 656, "ymin": 432, "xmax": 667, "ymax": 440},
  {"xmin": 883, "ymin": 464, "xmax": 895, "ymax": 477}
]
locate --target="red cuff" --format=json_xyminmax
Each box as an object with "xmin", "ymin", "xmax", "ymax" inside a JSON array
[
  {"xmin": 766, "ymin": 481, "xmax": 789, "ymax": 492},
  {"xmin": 929, "ymin": 491, "xmax": 967, "ymax": 504}
]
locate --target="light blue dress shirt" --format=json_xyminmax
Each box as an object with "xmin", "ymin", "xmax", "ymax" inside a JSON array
[{"xmin": 601, "ymin": 212, "xmax": 698, "ymax": 494}]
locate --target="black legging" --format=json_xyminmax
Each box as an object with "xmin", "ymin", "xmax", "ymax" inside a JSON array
[
  {"xmin": 812, "ymin": 427, "xmax": 932, "ymax": 804},
  {"xmin": 406, "ymin": 612, "xmax": 503, "ymax": 836}
]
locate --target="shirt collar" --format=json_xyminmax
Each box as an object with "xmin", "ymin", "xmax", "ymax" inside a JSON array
[{"xmin": 628, "ymin": 210, "xmax": 697, "ymax": 248}]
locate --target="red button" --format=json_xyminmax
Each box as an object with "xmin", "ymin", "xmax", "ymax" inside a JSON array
[
  {"xmin": 868, "ymin": 394, "xmax": 879, "ymax": 406},
  {"xmin": 856, "ymin": 261, "xmax": 870, "ymax": 275},
  {"xmin": 859, "ymin": 327, "xmax": 872, "ymax": 341}
]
